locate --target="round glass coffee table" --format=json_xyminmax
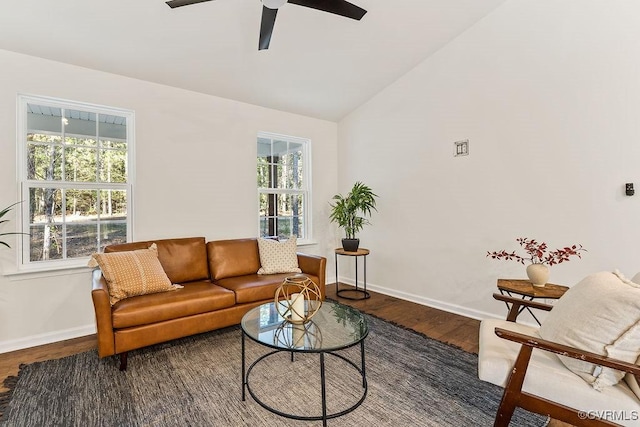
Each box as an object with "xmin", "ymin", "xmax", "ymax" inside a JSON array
[{"xmin": 241, "ymin": 300, "xmax": 368, "ymax": 426}]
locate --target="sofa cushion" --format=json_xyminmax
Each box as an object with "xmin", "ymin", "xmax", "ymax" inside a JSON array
[
  {"xmin": 207, "ymin": 239, "xmax": 261, "ymax": 280},
  {"xmin": 91, "ymin": 244, "xmax": 177, "ymax": 305},
  {"xmin": 538, "ymin": 271, "xmax": 640, "ymax": 390},
  {"xmin": 257, "ymin": 237, "xmax": 302, "ymax": 275},
  {"xmin": 105, "ymin": 237, "xmax": 209, "ymax": 284},
  {"xmin": 216, "ymin": 272, "xmax": 319, "ymax": 304},
  {"xmin": 112, "ymin": 280, "xmax": 236, "ymax": 328}
]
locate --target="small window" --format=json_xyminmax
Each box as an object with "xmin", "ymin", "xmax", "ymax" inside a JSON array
[
  {"xmin": 257, "ymin": 132, "xmax": 311, "ymax": 241},
  {"xmin": 17, "ymin": 95, "xmax": 134, "ymax": 269}
]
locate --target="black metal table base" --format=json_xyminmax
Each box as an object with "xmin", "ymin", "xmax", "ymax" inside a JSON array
[
  {"xmin": 335, "ymin": 250, "xmax": 369, "ymax": 301},
  {"xmin": 336, "ymin": 288, "xmax": 370, "ymax": 300},
  {"xmin": 242, "ymin": 332, "xmax": 367, "ymax": 426}
]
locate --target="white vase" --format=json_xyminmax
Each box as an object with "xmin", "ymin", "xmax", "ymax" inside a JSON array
[{"xmin": 526, "ymin": 263, "xmax": 549, "ymax": 287}]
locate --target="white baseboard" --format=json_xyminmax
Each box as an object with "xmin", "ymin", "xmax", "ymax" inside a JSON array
[
  {"xmin": 0, "ymin": 324, "xmax": 96, "ymax": 354},
  {"xmin": 336, "ymin": 277, "xmax": 504, "ymax": 322}
]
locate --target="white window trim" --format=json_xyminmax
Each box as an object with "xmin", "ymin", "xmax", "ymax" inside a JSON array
[
  {"xmin": 15, "ymin": 94, "xmax": 135, "ymax": 273},
  {"xmin": 257, "ymin": 131, "xmax": 313, "ymax": 245}
]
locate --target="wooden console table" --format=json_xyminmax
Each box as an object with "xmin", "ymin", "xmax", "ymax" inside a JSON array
[{"xmin": 497, "ymin": 279, "xmax": 569, "ymax": 325}]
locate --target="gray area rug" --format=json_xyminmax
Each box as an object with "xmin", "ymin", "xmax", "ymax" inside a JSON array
[{"xmin": 0, "ymin": 313, "xmax": 546, "ymax": 426}]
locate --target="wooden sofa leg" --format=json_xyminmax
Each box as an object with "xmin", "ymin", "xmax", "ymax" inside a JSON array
[
  {"xmin": 119, "ymin": 352, "xmax": 128, "ymax": 371},
  {"xmin": 494, "ymin": 345, "xmax": 533, "ymax": 427}
]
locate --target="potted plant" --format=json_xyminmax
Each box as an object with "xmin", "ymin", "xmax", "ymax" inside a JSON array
[
  {"xmin": 487, "ymin": 237, "xmax": 586, "ymax": 287},
  {"xmin": 0, "ymin": 202, "xmax": 28, "ymax": 248},
  {"xmin": 329, "ymin": 181, "xmax": 378, "ymax": 252}
]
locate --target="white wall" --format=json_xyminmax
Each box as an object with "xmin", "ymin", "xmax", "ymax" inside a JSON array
[
  {"xmin": 0, "ymin": 49, "xmax": 339, "ymax": 352},
  {"xmin": 5, "ymin": 0, "xmax": 640, "ymax": 351},
  {"xmin": 338, "ymin": 0, "xmax": 640, "ymax": 321}
]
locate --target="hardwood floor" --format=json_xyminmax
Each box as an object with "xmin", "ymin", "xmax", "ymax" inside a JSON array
[
  {"xmin": 328, "ymin": 283, "xmax": 480, "ymax": 353},
  {"xmin": 0, "ymin": 282, "xmax": 568, "ymax": 426}
]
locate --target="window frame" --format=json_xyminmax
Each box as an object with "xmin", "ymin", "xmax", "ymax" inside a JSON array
[
  {"xmin": 16, "ymin": 94, "xmax": 135, "ymax": 272},
  {"xmin": 257, "ymin": 131, "xmax": 312, "ymax": 244}
]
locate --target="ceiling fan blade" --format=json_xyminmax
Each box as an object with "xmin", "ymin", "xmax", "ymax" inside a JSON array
[
  {"xmin": 288, "ymin": 0, "xmax": 367, "ymax": 20},
  {"xmin": 259, "ymin": 6, "xmax": 278, "ymax": 50},
  {"xmin": 166, "ymin": 0, "xmax": 215, "ymax": 9}
]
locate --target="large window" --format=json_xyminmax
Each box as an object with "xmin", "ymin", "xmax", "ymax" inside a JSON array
[
  {"xmin": 18, "ymin": 95, "xmax": 134, "ymax": 269},
  {"xmin": 257, "ymin": 132, "xmax": 310, "ymax": 241}
]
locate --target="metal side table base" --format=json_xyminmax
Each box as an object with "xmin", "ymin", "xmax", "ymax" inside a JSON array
[{"xmin": 335, "ymin": 248, "xmax": 370, "ymax": 300}]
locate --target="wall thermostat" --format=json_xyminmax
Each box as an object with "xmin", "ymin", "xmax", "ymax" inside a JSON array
[{"xmin": 626, "ymin": 183, "xmax": 634, "ymax": 196}]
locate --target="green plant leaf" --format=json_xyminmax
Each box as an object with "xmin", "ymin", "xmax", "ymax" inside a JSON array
[
  {"xmin": 0, "ymin": 201, "xmax": 29, "ymax": 249},
  {"xmin": 329, "ymin": 182, "xmax": 378, "ymax": 239}
]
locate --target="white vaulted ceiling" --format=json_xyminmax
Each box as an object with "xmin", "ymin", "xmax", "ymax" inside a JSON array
[{"xmin": 0, "ymin": 0, "xmax": 506, "ymax": 121}]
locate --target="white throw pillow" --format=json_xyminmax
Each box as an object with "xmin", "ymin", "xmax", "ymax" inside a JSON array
[
  {"xmin": 631, "ymin": 272, "xmax": 640, "ymax": 287},
  {"xmin": 257, "ymin": 237, "xmax": 302, "ymax": 275},
  {"xmin": 539, "ymin": 271, "xmax": 640, "ymax": 390}
]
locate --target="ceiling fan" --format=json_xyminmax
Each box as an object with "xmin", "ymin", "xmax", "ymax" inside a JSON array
[{"xmin": 166, "ymin": 0, "xmax": 367, "ymax": 50}]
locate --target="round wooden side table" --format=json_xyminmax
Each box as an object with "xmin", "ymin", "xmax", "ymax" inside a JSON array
[{"xmin": 335, "ymin": 248, "xmax": 370, "ymax": 300}]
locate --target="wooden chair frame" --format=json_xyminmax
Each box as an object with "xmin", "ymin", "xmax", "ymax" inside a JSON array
[{"xmin": 490, "ymin": 293, "xmax": 640, "ymax": 427}]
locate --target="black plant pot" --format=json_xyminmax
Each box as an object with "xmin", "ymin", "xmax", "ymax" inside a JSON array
[{"xmin": 342, "ymin": 238, "xmax": 360, "ymax": 252}]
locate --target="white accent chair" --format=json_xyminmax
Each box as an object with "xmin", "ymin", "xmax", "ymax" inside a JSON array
[{"xmin": 478, "ymin": 274, "xmax": 640, "ymax": 427}]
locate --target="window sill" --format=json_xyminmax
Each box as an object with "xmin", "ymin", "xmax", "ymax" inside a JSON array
[
  {"xmin": 296, "ymin": 239, "xmax": 317, "ymax": 247},
  {"xmin": 3, "ymin": 261, "xmax": 92, "ymax": 281}
]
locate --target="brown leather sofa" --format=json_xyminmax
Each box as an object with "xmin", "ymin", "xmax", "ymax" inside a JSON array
[{"xmin": 91, "ymin": 237, "xmax": 326, "ymax": 370}]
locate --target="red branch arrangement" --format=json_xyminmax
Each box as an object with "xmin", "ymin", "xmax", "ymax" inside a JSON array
[{"xmin": 487, "ymin": 238, "xmax": 586, "ymax": 266}]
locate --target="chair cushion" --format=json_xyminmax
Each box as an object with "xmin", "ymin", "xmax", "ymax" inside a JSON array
[
  {"xmin": 538, "ymin": 271, "xmax": 640, "ymax": 390},
  {"xmin": 90, "ymin": 244, "xmax": 178, "ymax": 305},
  {"xmin": 624, "ymin": 274, "xmax": 640, "ymax": 400},
  {"xmin": 479, "ymin": 319, "xmax": 640, "ymax": 426},
  {"xmin": 478, "ymin": 319, "xmax": 542, "ymax": 387},
  {"xmin": 625, "ymin": 355, "xmax": 640, "ymax": 401},
  {"xmin": 112, "ymin": 280, "xmax": 236, "ymax": 328},
  {"xmin": 257, "ymin": 237, "xmax": 302, "ymax": 275}
]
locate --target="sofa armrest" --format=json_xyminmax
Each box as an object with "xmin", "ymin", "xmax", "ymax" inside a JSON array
[
  {"xmin": 297, "ymin": 253, "xmax": 327, "ymax": 298},
  {"xmin": 492, "ymin": 293, "xmax": 553, "ymax": 322},
  {"xmin": 91, "ymin": 269, "xmax": 115, "ymax": 357}
]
